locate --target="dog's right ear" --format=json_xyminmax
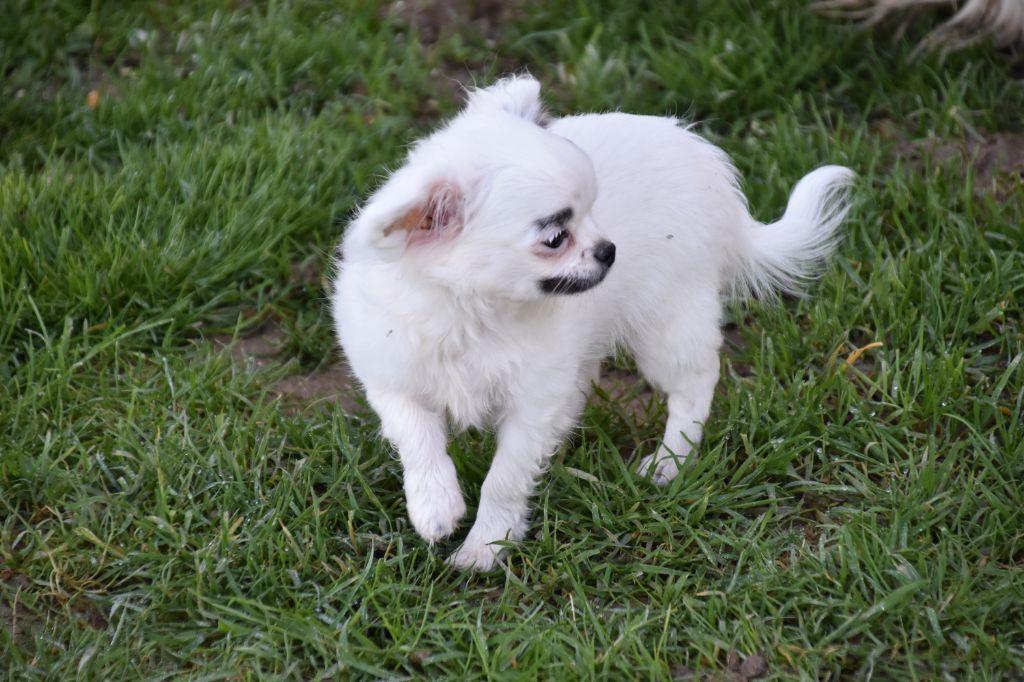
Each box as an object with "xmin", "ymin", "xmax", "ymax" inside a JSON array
[
  {"xmin": 465, "ymin": 76, "xmax": 545, "ymax": 125},
  {"xmin": 380, "ymin": 180, "xmax": 462, "ymax": 246},
  {"xmin": 347, "ymin": 175, "xmax": 463, "ymax": 260}
]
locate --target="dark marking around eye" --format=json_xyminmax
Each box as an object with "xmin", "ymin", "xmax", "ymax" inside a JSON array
[{"xmin": 536, "ymin": 207, "xmax": 573, "ymax": 229}]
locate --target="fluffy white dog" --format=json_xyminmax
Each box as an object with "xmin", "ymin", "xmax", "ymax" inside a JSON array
[{"xmin": 331, "ymin": 76, "xmax": 854, "ymax": 571}]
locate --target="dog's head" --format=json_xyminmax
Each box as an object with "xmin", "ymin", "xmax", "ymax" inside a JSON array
[{"xmin": 344, "ymin": 76, "xmax": 615, "ymax": 300}]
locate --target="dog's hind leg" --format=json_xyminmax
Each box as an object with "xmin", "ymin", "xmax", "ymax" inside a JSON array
[
  {"xmin": 367, "ymin": 390, "xmax": 466, "ymax": 543},
  {"xmin": 632, "ymin": 289, "xmax": 723, "ymax": 486}
]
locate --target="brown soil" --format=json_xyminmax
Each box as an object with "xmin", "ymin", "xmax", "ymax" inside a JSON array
[
  {"xmin": 213, "ymin": 322, "xmax": 361, "ymax": 415},
  {"xmin": 593, "ymin": 364, "xmax": 658, "ymax": 422},
  {"xmin": 887, "ymin": 128, "xmax": 1024, "ymax": 200},
  {"xmin": 671, "ymin": 650, "xmax": 769, "ymax": 680},
  {"xmin": 215, "ymin": 322, "xmax": 664, "ymax": 421},
  {"xmin": 388, "ymin": 0, "xmax": 525, "ymax": 45},
  {"xmin": 386, "ymin": 0, "xmax": 532, "ymax": 112},
  {"xmin": 0, "ymin": 570, "xmax": 37, "ymax": 646}
]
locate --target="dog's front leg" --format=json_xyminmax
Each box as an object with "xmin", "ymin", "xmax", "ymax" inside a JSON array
[
  {"xmin": 367, "ymin": 390, "xmax": 466, "ymax": 543},
  {"xmin": 448, "ymin": 403, "xmax": 575, "ymax": 571}
]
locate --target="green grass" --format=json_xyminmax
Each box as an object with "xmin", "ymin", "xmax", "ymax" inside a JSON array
[{"xmin": 2, "ymin": 0, "xmax": 1022, "ymax": 678}]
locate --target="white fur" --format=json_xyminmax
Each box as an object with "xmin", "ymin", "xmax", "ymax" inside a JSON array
[{"xmin": 331, "ymin": 76, "xmax": 855, "ymax": 571}]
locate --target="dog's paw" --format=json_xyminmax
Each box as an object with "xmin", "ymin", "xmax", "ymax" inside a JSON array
[
  {"xmin": 447, "ymin": 541, "xmax": 503, "ymax": 572},
  {"xmin": 636, "ymin": 452, "xmax": 681, "ymax": 487},
  {"xmin": 406, "ymin": 486, "xmax": 466, "ymax": 544}
]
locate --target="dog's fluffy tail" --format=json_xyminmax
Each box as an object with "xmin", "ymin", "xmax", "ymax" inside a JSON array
[{"xmin": 730, "ymin": 165, "xmax": 855, "ymax": 299}]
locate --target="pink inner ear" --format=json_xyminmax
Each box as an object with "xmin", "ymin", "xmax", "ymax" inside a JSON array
[
  {"xmin": 406, "ymin": 228, "xmax": 437, "ymax": 246},
  {"xmin": 384, "ymin": 181, "xmax": 462, "ymax": 245}
]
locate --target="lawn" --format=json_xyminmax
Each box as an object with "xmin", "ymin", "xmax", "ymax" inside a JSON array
[{"xmin": 1, "ymin": 0, "xmax": 1022, "ymax": 679}]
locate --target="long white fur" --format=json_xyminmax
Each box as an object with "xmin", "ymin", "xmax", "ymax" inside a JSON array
[
  {"xmin": 331, "ymin": 76, "xmax": 855, "ymax": 571},
  {"xmin": 734, "ymin": 165, "xmax": 856, "ymax": 299}
]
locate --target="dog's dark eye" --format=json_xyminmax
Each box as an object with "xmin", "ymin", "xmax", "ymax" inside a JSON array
[{"xmin": 543, "ymin": 229, "xmax": 568, "ymax": 249}]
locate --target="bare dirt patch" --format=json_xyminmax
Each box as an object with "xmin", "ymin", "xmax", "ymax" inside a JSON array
[
  {"xmin": 593, "ymin": 364, "xmax": 658, "ymax": 423},
  {"xmin": 214, "ymin": 321, "xmax": 361, "ymax": 415},
  {"xmin": 217, "ymin": 325, "xmax": 664, "ymax": 425},
  {"xmin": 273, "ymin": 365, "xmax": 360, "ymax": 411},
  {"xmin": 671, "ymin": 650, "xmax": 769, "ymax": 680},
  {"xmin": 888, "ymin": 129, "xmax": 1024, "ymax": 200},
  {"xmin": 388, "ymin": 0, "xmax": 525, "ymax": 45},
  {"xmin": 386, "ymin": 0, "xmax": 532, "ymax": 113},
  {"xmin": 0, "ymin": 569, "xmax": 39, "ymax": 647}
]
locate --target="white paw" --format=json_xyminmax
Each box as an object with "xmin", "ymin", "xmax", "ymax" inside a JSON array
[
  {"xmin": 637, "ymin": 451, "xmax": 683, "ymax": 486},
  {"xmin": 447, "ymin": 540, "xmax": 504, "ymax": 572},
  {"xmin": 406, "ymin": 485, "xmax": 466, "ymax": 544}
]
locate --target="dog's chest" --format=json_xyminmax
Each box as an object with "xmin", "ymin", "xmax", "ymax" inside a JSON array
[
  {"xmin": 417, "ymin": 323, "xmax": 524, "ymax": 430},
  {"xmin": 423, "ymin": 327, "xmax": 524, "ymax": 428}
]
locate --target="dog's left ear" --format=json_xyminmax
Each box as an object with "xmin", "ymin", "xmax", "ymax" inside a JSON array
[{"xmin": 465, "ymin": 76, "xmax": 546, "ymax": 125}]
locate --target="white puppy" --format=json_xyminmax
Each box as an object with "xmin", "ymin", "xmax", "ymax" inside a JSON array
[{"xmin": 331, "ymin": 76, "xmax": 854, "ymax": 571}]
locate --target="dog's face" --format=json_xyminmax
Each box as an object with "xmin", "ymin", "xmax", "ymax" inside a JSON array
[{"xmin": 345, "ymin": 77, "xmax": 615, "ymax": 301}]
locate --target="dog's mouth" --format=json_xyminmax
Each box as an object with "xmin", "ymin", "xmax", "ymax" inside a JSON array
[{"xmin": 537, "ymin": 267, "xmax": 610, "ymax": 296}]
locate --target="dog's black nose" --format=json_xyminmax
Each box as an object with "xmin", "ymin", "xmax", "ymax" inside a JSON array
[{"xmin": 593, "ymin": 240, "xmax": 616, "ymax": 266}]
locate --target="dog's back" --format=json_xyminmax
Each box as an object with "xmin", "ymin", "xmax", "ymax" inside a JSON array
[{"xmin": 550, "ymin": 112, "xmax": 852, "ymax": 353}]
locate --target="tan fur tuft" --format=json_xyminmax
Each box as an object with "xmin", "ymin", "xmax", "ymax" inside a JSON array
[
  {"xmin": 812, "ymin": 0, "xmax": 1024, "ymax": 53},
  {"xmin": 382, "ymin": 182, "xmax": 461, "ymax": 240}
]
